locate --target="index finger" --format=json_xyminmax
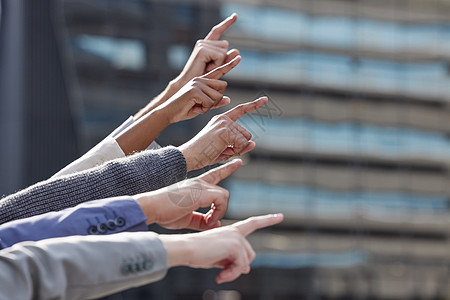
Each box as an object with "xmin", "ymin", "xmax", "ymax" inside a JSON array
[
  {"xmin": 224, "ymin": 97, "xmax": 268, "ymax": 121},
  {"xmin": 199, "ymin": 158, "xmax": 242, "ymax": 184},
  {"xmin": 205, "ymin": 13, "xmax": 238, "ymax": 40},
  {"xmin": 233, "ymin": 214, "xmax": 284, "ymax": 236},
  {"xmin": 203, "ymin": 55, "xmax": 241, "ymax": 80}
]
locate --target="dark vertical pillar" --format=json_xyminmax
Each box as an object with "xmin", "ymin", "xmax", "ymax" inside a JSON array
[
  {"xmin": 0, "ymin": 0, "xmax": 79, "ymax": 196},
  {"xmin": 0, "ymin": 0, "xmax": 25, "ymax": 196}
]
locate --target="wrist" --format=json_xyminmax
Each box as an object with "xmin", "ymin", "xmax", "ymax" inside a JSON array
[
  {"xmin": 160, "ymin": 234, "xmax": 193, "ymax": 267},
  {"xmin": 178, "ymin": 143, "xmax": 197, "ymax": 172},
  {"xmin": 134, "ymin": 80, "xmax": 182, "ymax": 120},
  {"xmin": 170, "ymin": 74, "xmax": 189, "ymax": 91},
  {"xmin": 151, "ymin": 106, "xmax": 172, "ymax": 127},
  {"xmin": 168, "ymin": 77, "xmax": 182, "ymax": 90},
  {"xmin": 132, "ymin": 192, "xmax": 158, "ymax": 225}
]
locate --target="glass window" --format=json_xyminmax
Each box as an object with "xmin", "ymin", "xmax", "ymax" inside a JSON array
[
  {"xmin": 252, "ymin": 251, "xmax": 368, "ymax": 268},
  {"xmin": 229, "ymin": 49, "xmax": 449, "ymax": 97},
  {"xmin": 73, "ymin": 34, "xmax": 146, "ymax": 71},
  {"xmin": 226, "ymin": 180, "xmax": 449, "ymax": 218},
  {"xmin": 222, "ymin": 3, "xmax": 450, "ymax": 53},
  {"xmin": 237, "ymin": 117, "xmax": 449, "ymax": 159},
  {"xmin": 167, "ymin": 44, "xmax": 191, "ymax": 70}
]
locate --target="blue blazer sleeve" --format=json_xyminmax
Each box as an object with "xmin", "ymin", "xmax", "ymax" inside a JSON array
[{"xmin": 0, "ymin": 196, "xmax": 148, "ymax": 249}]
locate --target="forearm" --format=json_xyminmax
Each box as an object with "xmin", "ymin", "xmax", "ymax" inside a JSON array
[
  {"xmin": 0, "ymin": 147, "xmax": 187, "ymax": 224},
  {"xmin": 0, "ymin": 232, "xmax": 168, "ymax": 300},
  {"xmin": 116, "ymin": 108, "xmax": 170, "ymax": 155},
  {"xmin": 134, "ymin": 80, "xmax": 182, "ymax": 120},
  {"xmin": 159, "ymin": 234, "xmax": 192, "ymax": 268},
  {"xmin": 0, "ymin": 197, "xmax": 148, "ymax": 249}
]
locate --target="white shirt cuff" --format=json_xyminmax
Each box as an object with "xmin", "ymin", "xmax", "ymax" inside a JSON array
[{"xmin": 52, "ymin": 116, "xmax": 161, "ymax": 178}]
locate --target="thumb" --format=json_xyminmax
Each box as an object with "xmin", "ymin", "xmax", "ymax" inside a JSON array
[{"xmin": 198, "ymin": 159, "xmax": 242, "ymax": 184}]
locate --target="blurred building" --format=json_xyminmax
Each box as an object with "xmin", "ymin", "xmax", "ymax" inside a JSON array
[
  {"xmin": 221, "ymin": 1, "xmax": 450, "ymax": 299},
  {"xmin": 3, "ymin": 0, "xmax": 449, "ymax": 298}
]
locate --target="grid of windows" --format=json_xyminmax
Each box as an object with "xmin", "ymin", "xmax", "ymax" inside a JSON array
[
  {"xmin": 223, "ymin": 3, "xmax": 450, "ymax": 53},
  {"xmin": 237, "ymin": 116, "xmax": 450, "ymax": 159}
]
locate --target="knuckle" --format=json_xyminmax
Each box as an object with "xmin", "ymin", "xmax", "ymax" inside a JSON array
[
  {"xmin": 194, "ymin": 178, "xmax": 205, "ymax": 185},
  {"xmin": 236, "ymin": 103, "xmax": 245, "ymax": 110},
  {"xmin": 218, "ymin": 51, "xmax": 227, "ymax": 59},
  {"xmin": 219, "ymin": 120, "xmax": 231, "ymax": 129},
  {"xmin": 217, "ymin": 114, "xmax": 230, "ymax": 122},
  {"xmin": 190, "ymin": 86, "xmax": 201, "ymax": 95},
  {"xmin": 250, "ymin": 250, "xmax": 256, "ymax": 261},
  {"xmin": 192, "ymin": 77, "xmax": 202, "ymax": 83},
  {"xmin": 247, "ymin": 216, "xmax": 257, "ymax": 224},
  {"xmin": 223, "ymin": 188, "xmax": 230, "ymax": 200},
  {"xmin": 198, "ymin": 46, "xmax": 208, "ymax": 54},
  {"xmin": 245, "ymin": 266, "xmax": 251, "ymax": 274},
  {"xmin": 229, "ymin": 226, "xmax": 241, "ymax": 236}
]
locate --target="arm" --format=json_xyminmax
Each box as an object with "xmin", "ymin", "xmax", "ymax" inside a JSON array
[
  {"xmin": 119, "ymin": 96, "xmax": 268, "ymax": 173},
  {"xmin": 0, "ymin": 214, "xmax": 282, "ymax": 300},
  {"xmin": 116, "ymin": 56, "xmax": 240, "ymax": 155},
  {"xmin": 53, "ymin": 14, "xmax": 239, "ymax": 177},
  {"xmin": 133, "ymin": 13, "xmax": 239, "ymax": 120},
  {"xmin": 0, "ymin": 147, "xmax": 186, "ymax": 225},
  {"xmin": 116, "ymin": 14, "xmax": 241, "ymax": 155},
  {"xmin": 0, "ymin": 159, "xmax": 242, "ymax": 248},
  {"xmin": 0, "ymin": 232, "xmax": 168, "ymax": 300},
  {"xmin": 0, "ymin": 196, "xmax": 147, "ymax": 249},
  {"xmin": 160, "ymin": 213, "xmax": 284, "ymax": 284},
  {"xmin": 179, "ymin": 97, "xmax": 268, "ymax": 171},
  {"xmin": 0, "ymin": 97, "xmax": 267, "ymax": 224},
  {"xmin": 52, "ymin": 117, "xmax": 161, "ymax": 179}
]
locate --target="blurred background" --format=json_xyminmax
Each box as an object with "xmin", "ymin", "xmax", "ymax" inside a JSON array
[{"xmin": 1, "ymin": 0, "xmax": 450, "ymax": 299}]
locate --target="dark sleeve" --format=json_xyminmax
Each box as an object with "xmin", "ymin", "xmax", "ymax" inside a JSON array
[{"xmin": 0, "ymin": 147, "xmax": 186, "ymax": 224}]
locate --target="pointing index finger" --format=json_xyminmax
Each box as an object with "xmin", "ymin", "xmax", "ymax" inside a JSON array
[
  {"xmin": 224, "ymin": 97, "xmax": 268, "ymax": 121},
  {"xmin": 234, "ymin": 214, "xmax": 284, "ymax": 236},
  {"xmin": 203, "ymin": 55, "xmax": 241, "ymax": 80},
  {"xmin": 205, "ymin": 13, "xmax": 238, "ymax": 41},
  {"xmin": 199, "ymin": 159, "xmax": 242, "ymax": 185}
]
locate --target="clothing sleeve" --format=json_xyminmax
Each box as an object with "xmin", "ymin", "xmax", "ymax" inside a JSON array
[
  {"xmin": 52, "ymin": 116, "xmax": 161, "ymax": 179},
  {"xmin": 0, "ymin": 232, "xmax": 168, "ymax": 300},
  {"xmin": 0, "ymin": 146, "xmax": 187, "ymax": 225},
  {"xmin": 0, "ymin": 196, "xmax": 148, "ymax": 249}
]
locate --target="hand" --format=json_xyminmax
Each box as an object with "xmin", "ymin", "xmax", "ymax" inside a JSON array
[
  {"xmin": 134, "ymin": 13, "xmax": 239, "ymax": 120},
  {"xmin": 174, "ymin": 13, "xmax": 239, "ymax": 89},
  {"xmin": 156, "ymin": 55, "xmax": 241, "ymax": 124},
  {"xmin": 179, "ymin": 96, "xmax": 268, "ymax": 171},
  {"xmin": 160, "ymin": 213, "xmax": 284, "ymax": 284},
  {"xmin": 133, "ymin": 159, "xmax": 242, "ymax": 230},
  {"xmin": 115, "ymin": 57, "xmax": 241, "ymax": 155}
]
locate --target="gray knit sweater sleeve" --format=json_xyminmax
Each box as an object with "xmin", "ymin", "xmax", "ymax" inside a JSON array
[{"xmin": 0, "ymin": 146, "xmax": 187, "ymax": 225}]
